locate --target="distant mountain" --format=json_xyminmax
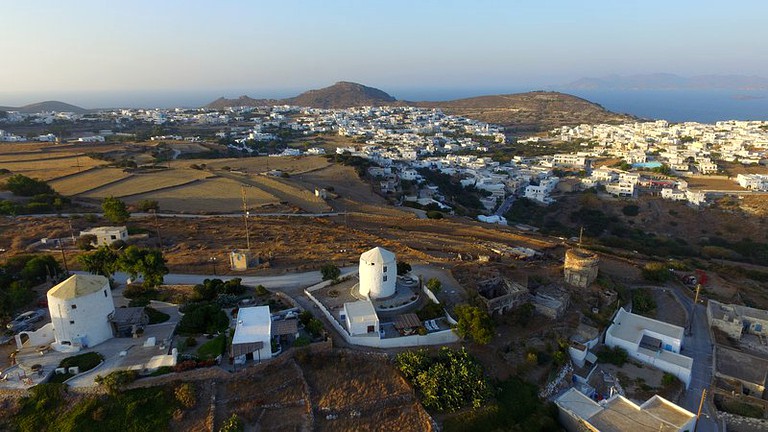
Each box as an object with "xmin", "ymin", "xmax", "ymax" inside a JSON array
[
  {"xmin": 286, "ymin": 81, "xmax": 397, "ymax": 108},
  {"xmin": 564, "ymin": 73, "xmax": 768, "ymax": 90},
  {"xmin": 205, "ymin": 81, "xmax": 397, "ymax": 110},
  {"xmin": 205, "ymin": 95, "xmax": 280, "ymax": 110},
  {"xmin": 205, "ymin": 83, "xmax": 632, "ymax": 130},
  {"xmin": 413, "ymin": 91, "xmax": 636, "ymax": 131},
  {"xmin": 0, "ymin": 100, "xmax": 89, "ymax": 114}
]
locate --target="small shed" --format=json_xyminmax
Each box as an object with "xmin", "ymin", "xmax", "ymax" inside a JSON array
[
  {"xmin": 79, "ymin": 226, "xmax": 128, "ymax": 246},
  {"xmin": 343, "ymin": 300, "xmax": 379, "ymax": 336},
  {"xmin": 111, "ymin": 307, "xmax": 149, "ymax": 337}
]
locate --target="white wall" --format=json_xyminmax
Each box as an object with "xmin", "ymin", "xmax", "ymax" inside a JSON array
[
  {"xmin": 306, "ymin": 279, "xmax": 459, "ymax": 348},
  {"xmin": 49, "ymin": 285, "xmax": 115, "ymax": 349},
  {"xmin": 359, "ymin": 254, "xmax": 396, "ymax": 299}
]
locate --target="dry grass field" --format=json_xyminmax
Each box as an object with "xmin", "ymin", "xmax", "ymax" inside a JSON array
[
  {"xmin": 247, "ymin": 175, "xmax": 331, "ymax": 213},
  {"xmin": 171, "ymin": 155, "xmax": 331, "ymax": 174},
  {"xmin": 0, "ymin": 154, "xmax": 107, "ymax": 181},
  {"xmin": 80, "ymin": 169, "xmax": 214, "ymax": 199},
  {"xmin": 49, "ymin": 167, "xmax": 132, "ymax": 195},
  {"xmin": 125, "ymin": 176, "xmax": 283, "ymax": 213},
  {"xmin": 683, "ymin": 176, "xmax": 745, "ymax": 191}
]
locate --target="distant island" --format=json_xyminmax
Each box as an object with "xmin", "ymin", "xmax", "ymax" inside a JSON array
[
  {"xmin": 562, "ymin": 73, "xmax": 768, "ymax": 91},
  {"xmin": 205, "ymin": 81, "xmax": 635, "ymax": 131}
]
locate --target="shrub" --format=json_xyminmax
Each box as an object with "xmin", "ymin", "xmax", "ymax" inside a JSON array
[
  {"xmin": 177, "ymin": 303, "xmax": 229, "ymax": 334},
  {"xmin": 219, "ymin": 413, "xmax": 244, "ymax": 432},
  {"xmin": 395, "ymin": 347, "xmax": 490, "ymax": 412},
  {"xmin": 622, "ymin": 204, "xmax": 640, "ymax": 216},
  {"xmin": 102, "ymin": 196, "xmax": 130, "ymax": 224},
  {"xmin": 136, "ymin": 199, "xmax": 159, "ymax": 212},
  {"xmin": 397, "ymin": 261, "xmax": 412, "ymax": 275},
  {"xmin": 320, "ymin": 263, "xmax": 340, "ymax": 281},
  {"xmin": 174, "ymin": 383, "xmax": 196, "ymax": 409},
  {"xmin": 2, "ymin": 174, "xmax": 55, "ymax": 196},
  {"xmin": 632, "ymin": 288, "xmax": 657, "ymax": 315},
  {"xmin": 426, "ymin": 210, "xmax": 444, "ymax": 219},
  {"xmin": 642, "ymin": 262, "xmax": 672, "ymax": 282},
  {"xmin": 596, "ymin": 346, "xmax": 628, "ymax": 366},
  {"xmin": 95, "ymin": 370, "xmax": 137, "ymax": 395},
  {"xmin": 185, "ymin": 336, "xmax": 198, "ymax": 347},
  {"xmin": 254, "ymin": 284, "xmax": 269, "ymax": 296},
  {"xmin": 76, "ymin": 235, "xmax": 97, "ymax": 251},
  {"xmin": 661, "ymin": 373, "xmax": 679, "ymax": 387},
  {"xmin": 454, "ymin": 304, "xmax": 494, "ymax": 345},
  {"xmin": 144, "ymin": 307, "xmax": 170, "ymax": 324},
  {"xmin": 426, "ymin": 277, "xmax": 442, "ymax": 294}
]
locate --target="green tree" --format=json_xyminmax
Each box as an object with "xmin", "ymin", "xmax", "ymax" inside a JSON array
[
  {"xmin": 94, "ymin": 370, "xmax": 137, "ymax": 395},
  {"xmin": 425, "ymin": 277, "xmax": 442, "ymax": 294},
  {"xmin": 118, "ymin": 246, "xmax": 168, "ymax": 287},
  {"xmin": 76, "ymin": 234, "xmax": 97, "ymax": 251},
  {"xmin": 77, "ymin": 246, "xmax": 119, "ymax": 278},
  {"xmin": 453, "ymin": 304, "xmax": 494, "ymax": 345},
  {"xmin": 2, "ymin": 174, "xmax": 54, "ymax": 196},
  {"xmin": 320, "ymin": 263, "xmax": 340, "ymax": 281},
  {"xmin": 102, "ymin": 196, "xmax": 130, "ymax": 224}
]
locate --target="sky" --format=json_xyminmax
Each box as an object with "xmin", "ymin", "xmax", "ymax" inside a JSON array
[{"xmin": 1, "ymin": 0, "xmax": 767, "ymax": 107}]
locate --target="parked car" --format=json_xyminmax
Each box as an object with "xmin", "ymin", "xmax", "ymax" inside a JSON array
[{"xmin": 6, "ymin": 310, "xmax": 45, "ymax": 332}]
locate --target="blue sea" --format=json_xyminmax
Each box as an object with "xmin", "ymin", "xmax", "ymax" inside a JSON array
[{"xmin": 563, "ymin": 89, "xmax": 768, "ymax": 123}]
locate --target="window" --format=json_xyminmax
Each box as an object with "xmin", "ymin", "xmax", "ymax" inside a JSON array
[
  {"xmin": 69, "ymin": 320, "xmax": 75, "ymax": 325},
  {"xmin": 383, "ymin": 275, "xmax": 388, "ymax": 282},
  {"xmin": 71, "ymin": 304, "xmax": 77, "ymax": 309},
  {"xmin": 110, "ymin": 235, "xmax": 117, "ymax": 240},
  {"xmin": 383, "ymin": 266, "xmax": 388, "ymax": 273},
  {"xmin": 104, "ymin": 290, "xmax": 107, "ymax": 297}
]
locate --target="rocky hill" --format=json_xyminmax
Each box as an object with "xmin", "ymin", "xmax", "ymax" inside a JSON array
[
  {"xmin": 286, "ymin": 81, "xmax": 397, "ymax": 108},
  {"xmin": 206, "ymin": 83, "xmax": 635, "ymax": 130},
  {"xmin": 414, "ymin": 91, "xmax": 636, "ymax": 131},
  {"xmin": 0, "ymin": 100, "xmax": 89, "ymax": 114}
]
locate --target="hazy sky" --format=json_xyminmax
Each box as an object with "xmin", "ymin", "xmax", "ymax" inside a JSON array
[{"xmin": 2, "ymin": 0, "xmax": 767, "ymax": 106}]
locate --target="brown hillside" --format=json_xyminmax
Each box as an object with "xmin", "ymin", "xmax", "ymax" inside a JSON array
[
  {"xmin": 415, "ymin": 91, "xmax": 636, "ymax": 131},
  {"xmin": 286, "ymin": 81, "xmax": 397, "ymax": 108}
]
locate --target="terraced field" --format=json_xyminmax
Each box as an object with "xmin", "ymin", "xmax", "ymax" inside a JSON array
[
  {"xmin": 49, "ymin": 167, "xmax": 132, "ymax": 195},
  {"xmin": 0, "ymin": 155, "xmax": 107, "ymax": 181},
  {"xmin": 174, "ymin": 155, "xmax": 331, "ymax": 174},
  {"xmin": 79, "ymin": 169, "xmax": 214, "ymax": 198},
  {"xmin": 125, "ymin": 176, "xmax": 282, "ymax": 213},
  {"xmin": 245, "ymin": 175, "xmax": 331, "ymax": 213}
]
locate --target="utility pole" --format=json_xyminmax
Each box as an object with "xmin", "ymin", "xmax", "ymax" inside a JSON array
[
  {"xmin": 151, "ymin": 209, "xmax": 163, "ymax": 249},
  {"xmin": 68, "ymin": 219, "xmax": 76, "ymax": 244},
  {"xmin": 578, "ymin": 226, "xmax": 584, "ymax": 245},
  {"xmin": 241, "ymin": 185, "xmax": 251, "ymax": 250},
  {"xmin": 687, "ymin": 284, "xmax": 702, "ymax": 336},
  {"xmin": 694, "ymin": 388, "xmax": 707, "ymax": 432},
  {"xmin": 57, "ymin": 239, "xmax": 69, "ymax": 274}
]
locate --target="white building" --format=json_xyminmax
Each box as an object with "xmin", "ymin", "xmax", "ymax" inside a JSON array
[
  {"xmin": 230, "ymin": 306, "xmax": 272, "ymax": 364},
  {"xmin": 553, "ymin": 154, "xmax": 587, "ymax": 168},
  {"xmin": 79, "ymin": 226, "xmax": 128, "ymax": 246},
  {"xmin": 736, "ymin": 173, "xmax": 768, "ymax": 191},
  {"xmin": 47, "ymin": 274, "xmax": 115, "ymax": 351},
  {"xmin": 605, "ymin": 308, "xmax": 693, "ymax": 388},
  {"xmin": 358, "ymin": 247, "xmax": 396, "ymax": 299},
  {"xmin": 556, "ymin": 388, "xmax": 696, "ymax": 432},
  {"xmin": 342, "ymin": 300, "xmax": 379, "ymax": 336}
]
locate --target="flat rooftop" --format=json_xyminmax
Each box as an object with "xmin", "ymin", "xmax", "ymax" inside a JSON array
[
  {"xmin": 232, "ymin": 306, "xmax": 271, "ymax": 345},
  {"xmin": 608, "ymin": 308, "xmax": 684, "ymax": 344}
]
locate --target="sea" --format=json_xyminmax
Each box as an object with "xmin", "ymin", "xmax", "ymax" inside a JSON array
[{"xmin": 559, "ymin": 89, "xmax": 768, "ymax": 123}]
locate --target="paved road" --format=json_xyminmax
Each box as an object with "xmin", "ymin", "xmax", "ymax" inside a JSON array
[
  {"xmin": 21, "ymin": 211, "xmax": 344, "ymax": 219},
  {"xmin": 670, "ymin": 287, "xmax": 718, "ymax": 432},
  {"xmin": 494, "ymin": 194, "xmax": 516, "ymax": 217}
]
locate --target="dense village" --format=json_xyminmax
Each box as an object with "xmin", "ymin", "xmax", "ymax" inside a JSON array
[{"xmin": 2, "ymin": 103, "xmax": 768, "ymax": 431}]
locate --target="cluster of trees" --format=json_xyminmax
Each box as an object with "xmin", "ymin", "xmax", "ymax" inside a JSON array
[
  {"xmin": 326, "ymin": 153, "xmax": 374, "ymax": 178},
  {"xmin": 453, "ymin": 304, "xmax": 494, "ymax": 345},
  {"xmin": 0, "ymin": 254, "xmax": 62, "ymax": 317},
  {"xmin": 0, "ymin": 174, "xmax": 70, "ymax": 215},
  {"xmin": 395, "ymin": 347, "xmax": 490, "ymax": 412},
  {"xmin": 631, "ymin": 288, "xmax": 657, "ymax": 315},
  {"xmin": 416, "ymin": 168, "xmax": 487, "ymax": 214},
  {"xmin": 192, "ymin": 278, "xmax": 245, "ymax": 302},
  {"xmin": 177, "ymin": 302, "xmax": 229, "ymax": 334},
  {"xmin": 298, "ymin": 310, "xmax": 324, "ymax": 338},
  {"xmin": 102, "ymin": 196, "xmax": 130, "ymax": 224},
  {"xmin": 78, "ymin": 245, "xmax": 168, "ymax": 287}
]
